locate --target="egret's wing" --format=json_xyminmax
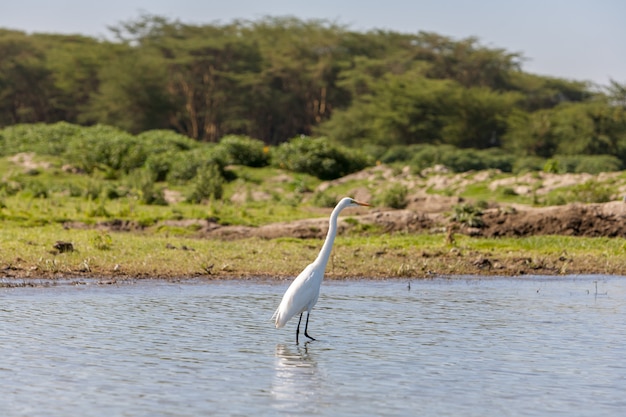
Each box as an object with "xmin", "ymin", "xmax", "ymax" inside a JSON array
[{"xmin": 273, "ymin": 263, "xmax": 320, "ymax": 328}]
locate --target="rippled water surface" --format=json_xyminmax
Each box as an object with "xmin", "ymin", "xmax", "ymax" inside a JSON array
[{"xmin": 1, "ymin": 276, "xmax": 625, "ymax": 416}]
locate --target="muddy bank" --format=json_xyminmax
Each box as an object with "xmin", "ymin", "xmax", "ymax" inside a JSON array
[{"xmin": 61, "ymin": 197, "xmax": 626, "ymax": 240}]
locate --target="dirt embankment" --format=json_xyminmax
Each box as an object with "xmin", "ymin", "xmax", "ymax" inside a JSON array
[
  {"xmin": 65, "ymin": 196, "xmax": 626, "ymax": 240},
  {"xmin": 57, "ymin": 165, "xmax": 626, "ymax": 239},
  {"xmin": 198, "ymin": 198, "xmax": 626, "ymax": 240}
]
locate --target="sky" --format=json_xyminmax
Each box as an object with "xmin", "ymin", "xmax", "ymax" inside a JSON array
[{"xmin": 2, "ymin": 0, "xmax": 624, "ymax": 87}]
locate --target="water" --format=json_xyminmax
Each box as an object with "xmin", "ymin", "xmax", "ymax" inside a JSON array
[{"xmin": 1, "ymin": 276, "xmax": 625, "ymax": 417}]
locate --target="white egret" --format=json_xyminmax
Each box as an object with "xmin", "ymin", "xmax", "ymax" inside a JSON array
[{"xmin": 272, "ymin": 197, "xmax": 370, "ymax": 343}]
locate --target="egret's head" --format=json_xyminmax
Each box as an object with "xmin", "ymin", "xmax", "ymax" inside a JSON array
[{"xmin": 342, "ymin": 197, "xmax": 370, "ymax": 208}]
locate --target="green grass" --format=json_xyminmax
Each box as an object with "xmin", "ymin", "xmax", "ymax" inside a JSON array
[
  {"xmin": 3, "ymin": 221, "xmax": 626, "ymax": 280},
  {"xmin": 4, "ymin": 153, "xmax": 626, "ymax": 280}
]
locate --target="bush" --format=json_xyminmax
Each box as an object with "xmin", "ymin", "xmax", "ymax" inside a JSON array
[
  {"xmin": 379, "ymin": 145, "xmax": 420, "ymax": 164},
  {"xmin": 186, "ymin": 163, "xmax": 224, "ymax": 203},
  {"xmin": 134, "ymin": 170, "xmax": 168, "ymax": 205},
  {"xmin": 512, "ymin": 156, "xmax": 547, "ymax": 174},
  {"xmin": 145, "ymin": 152, "xmax": 174, "ymax": 182},
  {"xmin": 312, "ymin": 192, "xmax": 338, "ymax": 208},
  {"xmin": 272, "ymin": 136, "xmax": 371, "ymax": 180},
  {"xmin": 568, "ymin": 180, "xmax": 614, "ymax": 203},
  {"xmin": 556, "ymin": 155, "xmax": 622, "ymax": 174},
  {"xmin": 218, "ymin": 135, "xmax": 269, "ymax": 167},
  {"xmin": 136, "ymin": 130, "xmax": 198, "ymax": 153},
  {"xmin": 375, "ymin": 184, "xmax": 408, "ymax": 209},
  {"xmin": 451, "ymin": 203, "xmax": 484, "ymax": 227},
  {"xmin": 22, "ymin": 179, "xmax": 48, "ymax": 199},
  {"xmin": 410, "ymin": 145, "xmax": 514, "ymax": 173},
  {"xmin": 167, "ymin": 147, "xmax": 226, "ymax": 184},
  {"xmin": 0, "ymin": 122, "xmax": 81, "ymax": 156},
  {"xmin": 574, "ymin": 155, "xmax": 622, "ymax": 173},
  {"xmin": 64, "ymin": 125, "xmax": 145, "ymax": 174}
]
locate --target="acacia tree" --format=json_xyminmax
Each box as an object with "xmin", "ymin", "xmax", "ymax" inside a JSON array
[
  {"xmin": 1, "ymin": 15, "xmax": 623, "ymax": 154},
  {"xmin": 503, "ymin": 100, "xmax": 626, "ymax": 158},
  {"xmin": 247, "ymin": 17, "xmax": 354, "ymax": 143},
  {"xmin": 318, "ymin": 68, "xmax": 454, "ymax": 146},
  {"xmin": 35, "ymin": 33, "xmax": 105, "ymax": 123},
  {"xmin": 103, "ymin": 16, "xmax": 263, "ymax": 141},
  {"xmin": 86, "ymin": 47, "xmax": 173, "ymax": 133},
  {"xmin": 0, "ymin": 30, "xmax": 57, "ymax": 125},
  {"xmin": 441, "ymin": 86, "xmax": 522, "ymax": 148},
  {"xmin": 408, "ymin": 32, "xmax": 523, "ymax": 90}
]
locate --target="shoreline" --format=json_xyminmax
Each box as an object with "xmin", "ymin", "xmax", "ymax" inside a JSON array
[{"xmin": 2, "ymin": 271, "xmax": 623, "ymax": 289}]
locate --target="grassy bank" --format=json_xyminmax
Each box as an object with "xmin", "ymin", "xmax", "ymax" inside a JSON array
[
  {"xmin": 3, "ymin": 144, "xmax": 626, "ymax": 283},
  {"xmin": 3, "ymin": 222, "xmax": 626, "ymax": 283}
]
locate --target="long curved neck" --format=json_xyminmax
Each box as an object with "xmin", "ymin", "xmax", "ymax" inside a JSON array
[{"xmin": 314, "ymin": 204, "xmax": 344, "ymax": 267}]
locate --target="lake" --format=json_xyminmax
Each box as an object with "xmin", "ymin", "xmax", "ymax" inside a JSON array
[{"xmin": 1, "ymin": 276, "xmax": 625, "ymax": 416}]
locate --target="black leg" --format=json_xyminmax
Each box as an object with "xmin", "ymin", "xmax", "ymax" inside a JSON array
[
  {"xmin": 304, "ymin": 311, "xmax": 316, "ymax": 341},
  {"xmin": 296, "ymin": 313, "xmax": 303, "ymax": 344}
]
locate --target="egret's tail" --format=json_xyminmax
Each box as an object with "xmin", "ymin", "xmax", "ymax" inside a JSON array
[
  {"xmin": 271, "ymin": 308, "xmax": 283, "ymax": 328},
  {"xmin": 273, "ymin": 310, "xmax": 287, "ymax": 329}
]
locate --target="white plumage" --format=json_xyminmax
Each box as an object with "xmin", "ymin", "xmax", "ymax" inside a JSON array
[{"xmin": 272, "ymin": 197, "xmax": 370, "ymax": 343}]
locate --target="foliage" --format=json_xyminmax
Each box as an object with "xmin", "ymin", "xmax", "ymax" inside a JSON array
[
  {"xmin": 503, "ymin": 101, "xmax": 626, "ymax": 161},
  {"xmin": 374, "ymin": 184, "xmax": 408, "ymax": 209},
  {"xmin": 63, "ymin": 124, "xmax": 145, "ymax": 174},
  {"xmin": 312, "ymin": 192, "xmax": 338, "ymax": 208},
  {"xmin": 0, "ymin": 122, "xmax": 81, "ymax": 156},
  {"xmin": 272, "ymin": 136, "xmax": 370, "ymax": 180},
  {"xmin": 451, "ymin": 203, "xmax": 485, "ymax": 228},
  {"xmin": 133, "ymin": 169, "xmax": 168, "ymax": 206},
  {"xmin": 1, "ymin": 19, "xmax": 621, "ymax": 158},
  {"xmin": 409, "ymin": 145, "xmax": 515, "ymax": 173},
  {"xmin": 186, "ymin": 163, "xmax": 224, "ymax": 203},
  {"xmin": 546, "ymin": 180, "xmax": 614, "ymax": 205},
  {"xmin": 167, "ymin": 147, "xmax": 226, "ymax": 184},
  {"xmin": 218, "ymin": 135, "xmax": 269, "ymax": 167},
  {"xmin": 512, "ymin": 156, "xmax": 547, "ymax": 174},
  {"xmin": 571, "ymin": 155, "xmax": 623, "ymax": 174}
]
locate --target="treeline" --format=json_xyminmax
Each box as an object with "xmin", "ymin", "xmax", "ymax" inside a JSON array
[{"xmin": 1, "ymin": 15, "xmax": 626, "ymax": 163}]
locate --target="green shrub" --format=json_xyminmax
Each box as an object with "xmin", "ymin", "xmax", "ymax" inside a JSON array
[
  {"xmin": 186, "ymin": 163, "xmax": 224, "ymax": 203},
  {"xmin": 409, "ymin": 144, "xmax": 451, "ymax": 172},
  {"xmin": 451, "ymin": 203, "xmax": 484, "ymax": 227},
  {"xmin": 83, "ymin": 180, "xmax": 103, "ymax": 200},
  {"xmin": 145, "ymin": 152, "xmax": 174, "ymax": 182},
  {"xmin": 167, "ymin": 147, "xmax": 226, "ymax": 184},
  {"xmin": 0, "ymin": 122, "xmax": 81, "ymax": 156},
  {"xmin": 375, "ymin": 184, "xmax": 409, "ymax": 209},
  {"xmin": 410, "ymin": 145, "xmax": 514, "ymax": 173},
  {"xmin": 91, "ymin": 232, "xmax": 113, "ymax": 250},
  {"xmin": 136, "ymin": 130, "xmax": 198, "ymax": 153},
  {"xmin": 134, "ymin": 170, "xmax": 168, "ymax": 205},
  {"xmin": 540, "ymin": 155, "xmax": 623, "ymax": 174},
  {"xmin": 312, "ymin": 192, "xmax": 338, "ymax": 208},
  {"xmin": 512, "ymin": 156, "xmax": 546, "ymax": 174},
  {"xmin": 22, "ymin": 179, "xmax": 48, "ymax": 199},
  {"xmin": 556, "ymin": 155, "xmax": 622, "ymax": 174},
  {"xmin": 574, "ymin": 155, "xmax": 622, "ymax": 173},
  {"xmin": 64, "ymin": 125, "xmax": 145, "ymax": 174},
  {"xmin": 379, "ymin": 145, "xmax": 421, "ymax": 164},
  {"xmin": 543, "ymin": 159, "xmax": 560, "ymax": 173},
  {"xmin": 272, "ymin": 136, "xmax": 370, "ymax": 180},
  {"xmin": 567, "ymin": 180, "xmax": 614, "ymax": 203},
  {"xmin": 218, "ymin": 135, "xmax": 269, "ymax": 167}
]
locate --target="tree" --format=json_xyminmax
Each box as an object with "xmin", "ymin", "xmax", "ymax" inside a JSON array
[
  {"xmin": 441, "ymin": 86, "xmax": 522, "ymax": 148},
  {"xmin": 0, "ymin": 30, "xmax": 57, "ymax": 125},
  {"xmin": 85, "ymin": 46, "xmax": 173, "ymax": 132}
]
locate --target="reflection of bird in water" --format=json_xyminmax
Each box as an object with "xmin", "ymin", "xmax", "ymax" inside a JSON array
[
  {"xmin": 273, "ymin": 197, "xmax": 370, "ymax": 343},
  {"xmin": 274, "ymin": 343, "xmax": 315, "ymax": 367},
  {"xmin": 272, "ymin": 344, "xmax": 320, "ymax": 411}
]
